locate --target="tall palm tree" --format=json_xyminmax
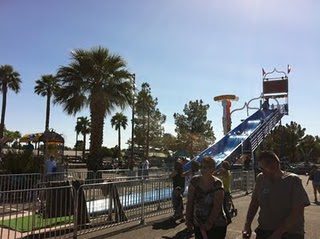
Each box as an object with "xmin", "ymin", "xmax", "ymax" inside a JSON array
[
  {"xmin": 111, "ymin": 112, "xmax": 128, "ymax": 158},
  {"xmin": 55, "ymin": 46, "xmax": 132, "ymax": 170},
  {"xmin": 34, "ymin": 74, "xmax": 59, "ymax": 131},
  {"xmin": 75, "ymin": 116, "xmax": 91, "ymax": 160},
  {"xmin": 0, "ymin": 65, "xmax": 21, "ymax": 141}
]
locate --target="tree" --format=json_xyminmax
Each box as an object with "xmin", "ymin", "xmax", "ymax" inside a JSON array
[
  {"xmin": 261, "ymin": 121, "xmax": 306, "ymax": 162},
  {"xmin": 0, "ymin": 65, "xmax": 21, "ymax": 143},
  {"xmin": 174, "ymin": 99, "xmax": 215, "ymax": 156},
  {"xmin": 161, "ymin": 133, "xmax": 178, "ymax": 153},
  {"xmin": 111, "ymin": 112, "xmax": 128, "ymax": 158},
  {"xmin": 75, "ymin": 116, "xmax": 91, "ymax": 160},
  {"xmin": 3, "ymin": 129, "xmax": 21, "ymax": 148},
  {"xmin": 134, "ymin": 83, "xmax": 166, "ymax": 158},
  {"xmin": 34, "ymin": 74, "xmax": 59, "ymax": 131},
  {"xmin": 55, "ymin": 46, "xmax": 132, "ymax": 170},
  {"xmin": 298, "ymin": 135, "xmax": 316, "ymax": 163}
]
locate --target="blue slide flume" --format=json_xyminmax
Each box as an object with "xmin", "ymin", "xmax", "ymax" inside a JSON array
[{"xmin": 183, "ymin": 107, "xmax": 283, "ymax": 171}]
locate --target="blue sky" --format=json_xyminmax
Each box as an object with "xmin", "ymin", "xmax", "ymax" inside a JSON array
[{"xmin": 0, "ymin": 0, "xmax": 319, "ymax": 148}]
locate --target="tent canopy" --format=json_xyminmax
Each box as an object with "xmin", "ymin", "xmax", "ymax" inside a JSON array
[
  {"xmin": 20, "ymin": 131, "xmax": 64, "ymax": 144},
  {"xmin": 20, "ymin": 133, "xmax": 43, "ymax": 143}
]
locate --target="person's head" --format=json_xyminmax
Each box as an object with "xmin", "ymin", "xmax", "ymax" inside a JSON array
[
  {"xmin": 258, "ymin": 151, "xmax": 281, "ymax": 176},
  {"xmin": 221, "ymin": 161, "xmax": 231, "ymax": 171},
  {"xmin": 200, "ymin": 156, "xmax": 216, "ymax": 176},
  {"xmin": 49, "ymin": 155, "xmax": 54, "ymax": 161}
]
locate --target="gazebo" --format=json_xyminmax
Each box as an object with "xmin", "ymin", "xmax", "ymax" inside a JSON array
[
  {"xmin": 39, "ymin": 130, "xmax": 65, "ymax": 158},
  {"xmin": 20, "ymin": 130, "xmax": 64, "ymax": 157}
]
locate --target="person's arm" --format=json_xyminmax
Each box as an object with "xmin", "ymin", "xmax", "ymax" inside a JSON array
[
  {"xmin": 213, "ymin": 169, "xmax": 222, "ymax": 176},
  {"xmin": 243, "ymin": 195, "xmax": 259, "ymax": 233},
  {"xmin": 203, "ymin": 188, "xmax": 224, "ymax": 230},
  {"xmin": 243, "ymin": 174, "xmax": 262, "ymax": 236},
  {"xmin": 186, "ymin": 182, "xmax": 195, "ymax": 230}
]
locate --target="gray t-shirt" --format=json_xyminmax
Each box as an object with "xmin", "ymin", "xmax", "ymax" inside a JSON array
[{"xmin": 252, "ymin": 172, "xmax": 310, "ymax": 235}]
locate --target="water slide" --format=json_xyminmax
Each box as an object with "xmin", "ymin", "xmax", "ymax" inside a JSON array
[{"xmin": 183, "ymin": 105, "xmax": 285, "ymax": 171}]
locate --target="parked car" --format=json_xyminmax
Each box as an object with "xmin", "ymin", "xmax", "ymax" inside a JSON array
[
  {"xmin": 290, "ymin": 162, "xmax": 314, "ymax": 175},
  {"xmin": 280, "ymin": 161, "xmax": 295, "ymax": 172}
]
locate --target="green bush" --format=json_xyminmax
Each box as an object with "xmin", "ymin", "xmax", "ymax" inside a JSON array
[{"xmin": 0, "ymin": 150, "xmax": 44, "ymax": 174}]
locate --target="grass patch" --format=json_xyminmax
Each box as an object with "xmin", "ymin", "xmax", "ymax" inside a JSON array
[{"xmin": 0, "ymin": 214, "xmax": 73, "ymax": 232}]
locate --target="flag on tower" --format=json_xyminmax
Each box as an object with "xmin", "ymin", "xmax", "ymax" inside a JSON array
[
  {"xmin": 287, "ymin": 64, "xmax": 291, "ymax": 74},
  {"xmin": 262, "ymin": 68, "xmax": 266, "ymax": 76}
]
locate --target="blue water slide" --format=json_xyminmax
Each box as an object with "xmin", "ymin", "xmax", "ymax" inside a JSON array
[{"xmin": 183, "ymin": 107, "xmax": 280, "ymax": 171}]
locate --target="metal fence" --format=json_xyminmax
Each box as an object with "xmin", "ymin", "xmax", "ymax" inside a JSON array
[
  {"xmin": 0, "ymin": 170, "xmax": 255, "ymax": 239},
  {"xmin": 0, "ymin": 169, "xmax": 169, "ymax": 192}
]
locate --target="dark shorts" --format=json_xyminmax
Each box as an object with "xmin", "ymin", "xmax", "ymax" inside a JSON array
[
  {"xmin": 194, "ymin": 226, "xmax": 227, "ymax": 239},
  {"xmin": 255, "ymin": 228, "xmax": 304, "ymax": 239}
]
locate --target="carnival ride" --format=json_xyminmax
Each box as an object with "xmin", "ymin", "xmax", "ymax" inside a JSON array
[{"xmin": 184, "ymin": 67, "xmax": 289, "ymax": 171}]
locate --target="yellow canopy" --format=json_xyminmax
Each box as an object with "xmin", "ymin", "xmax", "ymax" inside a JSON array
[{"xmin": 20, "ymin": 133, "xmax": 43, "ymax": 143}]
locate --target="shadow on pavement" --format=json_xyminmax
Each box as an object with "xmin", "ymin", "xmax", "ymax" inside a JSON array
[
  {"xmin": 161, "ymin": 228, "xmax": 193, "ymax": 239},
  {"xmin": 152, "ymin": 218, "xmax": 181, "ymax": 230}
]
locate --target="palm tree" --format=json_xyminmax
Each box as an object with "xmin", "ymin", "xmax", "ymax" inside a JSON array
[
  {"xmin": 55, "ymin": 46, "xmax": 132, "ymax": 170},
  {"xmin": 75, "ymin": 116, "xmax": 91, "ymax": 160},
  {"xmin": 0, "ymin": 65, "xmax": 21, "ymax": 142},
  {"xmin": 34, "ymin": 74, "xmax": 59, "ymax": 131},
  {"xmin": 111, "ymin": 112, "xmax": 128, "ymax": 158}
]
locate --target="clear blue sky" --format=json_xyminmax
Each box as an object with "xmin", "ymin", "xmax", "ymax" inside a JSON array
[{"xmin": 1, "ymin": 0, "xmax": 319, "ymax": 148}]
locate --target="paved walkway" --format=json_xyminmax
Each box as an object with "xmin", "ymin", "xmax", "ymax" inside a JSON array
[{"xmin": 84, "ymin": 175, "xmax": 320, "ymax": 239}]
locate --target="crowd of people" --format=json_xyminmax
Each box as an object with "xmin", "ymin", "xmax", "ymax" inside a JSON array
[{"xmin": 169, "ymin": 151, "xmax": 315, "ymax": 239}]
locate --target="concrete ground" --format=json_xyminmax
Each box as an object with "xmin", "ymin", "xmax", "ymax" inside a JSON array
[{"xmin": 84, "ymin": 175, "xmax": 320, "ymax": 239}]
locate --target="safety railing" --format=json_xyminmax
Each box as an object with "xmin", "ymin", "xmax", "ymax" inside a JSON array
[
  {"xmin": 0, "ymin": 170, "xmax": 255, "ymax": 238},
  {"xmin": 0, "ymin": 185, "xmax": 74, "ymax": 239},
  {"xmin": 0, "ymin": 169, "xmax": 170, "ymax": 192}
]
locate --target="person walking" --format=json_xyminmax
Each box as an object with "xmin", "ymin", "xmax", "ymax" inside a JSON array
[
  {"xmin": 44, "ymin": 155, "xmax": 57, "ymax": 181},
  {"xmin": 243, "ymin": 151, "xmax": 310, "ymax": 239},
  {"xmin": 214, "ymin": 160, "xmax": 234, "ymax": 224},
  {"xmin": 185, "ymin": 160, "xmax": 200, "ymax": 190},
  {"xmin": 306, "ymin": 165, "xmax": 320, "ymax": 203},
  {"xmin": 141, "ymin": 158, "xmax": 150, "ymax": 179},
  {"xmin": 186, "ymin": 156, "xmax": 228, "ymax": 239},
  {"xmin": 170, "ymin": 160, "xmax": 185, "ymax": 221}
]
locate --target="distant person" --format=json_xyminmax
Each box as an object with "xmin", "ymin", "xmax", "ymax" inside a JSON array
[
  {"xmin": 25, "ymin": 141, "xmax": 34, "ymax": 152},
  {"xmin": 170, "ymin": 160, "xmax": 185, "ymax": 221},
  {"xmin": 214, "ymin": 161, "xmax": 233, "ymax": 224},
  {"xmin": 243, "ymin": 151, "xmax": 310, "ymax": 239},
  {"xmin": 306, "ymin": 165, "xmax": 320, "ymax": 203},
  {"xmin": 185, "ymin": 160, "xmax": 200, "ymax": 190},
  {"xmin": 141, "ymin": 158, "xmax": 150, "ymax": 179},
  {"xmin": 186, "ymin": 156, "xmax": 228, "ymax": 239},
  {"xmin": 45, "ymin": 155, "xmax": 57, "ymax": 175}
]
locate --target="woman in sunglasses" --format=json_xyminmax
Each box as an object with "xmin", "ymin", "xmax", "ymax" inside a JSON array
[{"xmin": 186, "ymin": 156, "xmax": 228, "ymax": 239}]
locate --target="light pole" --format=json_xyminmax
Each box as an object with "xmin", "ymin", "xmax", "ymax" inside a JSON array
[{"xmin": 130, "ymin": 74, "xmax": 136, "ymax": 170}]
